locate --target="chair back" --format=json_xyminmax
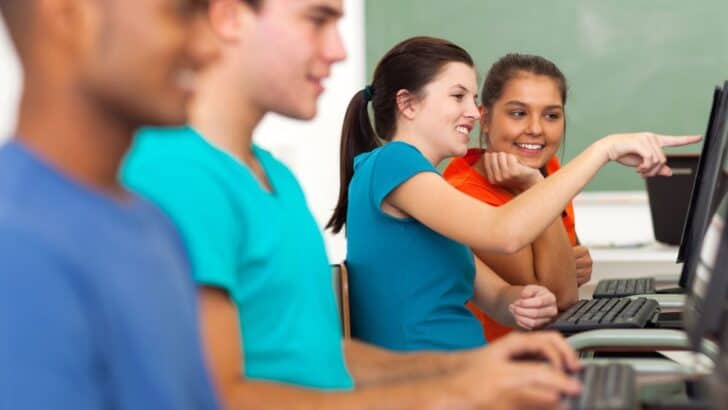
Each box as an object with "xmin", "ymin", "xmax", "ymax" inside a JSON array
[{"xmin": 332, "ymin": 263, "xmax": 351, "ymax": 339}]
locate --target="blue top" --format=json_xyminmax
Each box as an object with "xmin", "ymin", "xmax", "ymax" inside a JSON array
[
  {"xmin": 122, "ymin": 126, "xmax": 353, "ymax": 390},
  {"xmin": 346, "ymin": 141, "xmax": 485, "ymax": 351},
  {"xmin": 0, "ymin": 141, "xmax": 219, "ymax": 410}
]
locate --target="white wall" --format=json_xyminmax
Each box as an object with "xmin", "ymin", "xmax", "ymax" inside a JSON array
[{"xmin": 0, "ymin": 12, "xmax": 21, "ymax": 141}]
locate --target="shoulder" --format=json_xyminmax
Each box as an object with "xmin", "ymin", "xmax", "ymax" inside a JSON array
[
  {"xmin": 369, "ymin": 142, "xmax": 437, "ymax": 176},
  {"xmin": 124, "ymin": 129, "xmax": 238, "ymax": 221},
  {"xmin": 380, "ymin": 141, "xmax": 432, "ymax": 164}
]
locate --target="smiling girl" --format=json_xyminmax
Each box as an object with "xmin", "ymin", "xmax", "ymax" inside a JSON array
[
  {"xmin": 328, "ymin": 37, "xmax": 699, "ymax": 351},
  {"xmin": 443, "ymin": 54, "xmax": 590, "ymax": 342}
]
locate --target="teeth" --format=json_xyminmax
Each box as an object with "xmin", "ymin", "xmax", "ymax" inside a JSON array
[
  {"xmin": 175, "ymin": 69, "xmax": 196, "ymax": 91},
  {"xmin": 516, "ymin": 143, "xmax": 544, "ymax": 150},
  {"xmin": 456, "ymin": 126, "xmax": 470, "ymax": 135}
]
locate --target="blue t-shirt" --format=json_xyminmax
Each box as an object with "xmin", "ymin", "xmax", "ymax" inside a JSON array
[
  {"xmin": 122, "ymin": 126, "xmax": 353, "ymax": 390},
  {"xmin": 0, "ymin": 141, "xmax": 219, "ymax": 410},
  {"xmin": 346, "ymin": 141, "xmax": 485, "ymax": 351}
]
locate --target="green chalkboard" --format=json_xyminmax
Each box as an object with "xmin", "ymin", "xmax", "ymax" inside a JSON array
[{"xmin": 365, "ymin": 0, "xmax": 728, "ymax": 191}]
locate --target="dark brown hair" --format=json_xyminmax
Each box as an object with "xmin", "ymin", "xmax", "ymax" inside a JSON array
[
  {"xmin": 326, "ymin": 36, "xmax": 474, "ymax": 234},
  {"xmin": 481, "ymin": 53, "xmax": 567, "ymax": 109}
]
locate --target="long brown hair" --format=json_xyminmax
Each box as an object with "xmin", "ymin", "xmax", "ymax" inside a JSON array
[{"xmin": 327, "ymin": 36, "xmax": 474, "ymax": 234}]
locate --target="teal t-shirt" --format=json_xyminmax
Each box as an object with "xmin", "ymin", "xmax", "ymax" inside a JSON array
[
  {"xmin": 122, "ymin": 126, "xmax": 353, "ymax": 390},
  {"xmin": 346, "ymin": 141, "xmax": 485, "ymax": 351}
]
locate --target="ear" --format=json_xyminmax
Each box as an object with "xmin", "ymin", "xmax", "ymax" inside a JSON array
[
  {"xmin": 479, "ymin": 105, "xmax": 490, "ymax": 134},
  {"xmin": 395, "ymin": 89, "xmax": 418, "ymax": 120},
  {"xmin": 208, "ymin": 0, "xmax": 248, "ymax": 42},
  {"xmin": 38, "ymin": 0, "xmax": 92, "ymax": 53}
]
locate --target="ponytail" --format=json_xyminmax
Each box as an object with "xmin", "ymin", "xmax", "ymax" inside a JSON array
[{"xmin": 326, "ymin": 89, "xmax": 379, "ymax": 234}]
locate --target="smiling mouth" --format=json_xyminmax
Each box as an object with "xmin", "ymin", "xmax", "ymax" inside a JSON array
[
  {"xmin": 456, "ymin": 126, "xmax": 471, "ymax": 136},
  {"xmin": 515, "ymin": 142, "xmax": 544, "ymax": 151}
]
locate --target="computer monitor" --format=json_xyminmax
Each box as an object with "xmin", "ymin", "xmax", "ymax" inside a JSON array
[
  {"xmin": 677, "ymin": 83, "xmax": 728, "ymax": 289},
  {"xmin": 677, "ymin": 86, "xmax": 723, "ymax": 261},
  {"xmin": 684, "ymin": 191, "xmax": 728, "ymax": 352}
]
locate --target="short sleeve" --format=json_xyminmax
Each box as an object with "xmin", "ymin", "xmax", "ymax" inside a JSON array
[
  {"xmin": 123, "ymin": 162, "xmax": 239, "ymax": 293},
  {"xmin": 370, "ymin": 142, "xmax": 438, "ymax": 208},
  {"xmin": 0, "ymin": 231, "xmax": 95, "ymax": 410}
]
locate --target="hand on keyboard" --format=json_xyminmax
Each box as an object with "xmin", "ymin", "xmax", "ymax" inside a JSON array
[
  {"xmin": 509, "ymin": 285, "xmax": 559, "ymax": 330},
  {"xmin": 455, "ymin": 332, "xmax": 582, "ymax": 409}
]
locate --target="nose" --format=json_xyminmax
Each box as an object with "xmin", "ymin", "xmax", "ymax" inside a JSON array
[
  {"xmin": 526, "ymin": 115, "xmax": 543, "ymax": 136},
  {"xmin": 465, "ymin": 99, "xmax": 481, "ymax": 120},
  {"xmin": 324, "ymin": 25, "xmax": 347, "ymax": 64},
  {"xmin": 188, "ymin": 13, "xmax": 221, "ymax": 70}
]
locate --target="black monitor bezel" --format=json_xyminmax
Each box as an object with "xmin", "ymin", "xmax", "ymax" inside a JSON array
[{"xmin": 678, "ymin": 84, "xmax": 728, "ymax": 288}]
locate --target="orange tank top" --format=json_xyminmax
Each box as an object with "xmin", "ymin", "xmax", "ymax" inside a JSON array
[{"xmin": 443, "ymin": 148, "xmax": 577, "ymax": 342}]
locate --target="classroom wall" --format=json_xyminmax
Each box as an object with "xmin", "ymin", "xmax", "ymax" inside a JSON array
[{"xmin": 365, "ymin": 0, "xmax": 728, "ymax": 191}]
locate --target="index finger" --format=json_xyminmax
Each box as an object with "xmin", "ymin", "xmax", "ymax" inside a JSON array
[{"xmin": 658, "ymin": 134, "xmax": 702, "ymax": 148}]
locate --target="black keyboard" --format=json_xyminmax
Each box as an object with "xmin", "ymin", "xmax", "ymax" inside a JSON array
[
  {"xmin": 549, "ymin": 297, "xmax": 660, "ymax": 334},
  {"xmin": 593, "ymin": 277, "xmax": 656, "ymax": 298},
  {"xmin": 563, "ymin": 363, "xmax": 637, "ymax": 410}
]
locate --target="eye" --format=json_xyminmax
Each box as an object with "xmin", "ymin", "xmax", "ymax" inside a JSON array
[
  {"xmin": 509, "ymin": 110, "xmax": 526, "ymax": 118},
  {"xmin": 545, "ymin": 112, "xmax": 563, "ymax": 121},
  {"xmin": 451, "ymin": 94, "xmax": 465, "ymax": 101},
  {"xmin": 306, "ymin": 12, "xmax": 331, "ymax": 28},
  {"xmin": 309, "ymin": 16, "xmax": 327, "ymax": 27}
]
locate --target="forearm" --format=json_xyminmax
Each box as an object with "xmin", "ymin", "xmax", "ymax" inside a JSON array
[
  {"xmin": 344, "ymin": 339, "xmax": 467, "ymax": 387},
  {"xmin": 488, "ymin": 285, "xmax": 524, "ymax": 327},
  {"xmin": 221, "ymin": 375, "xmax": 472, "ymax": 410},
  {"xmin": 470, "ymin": 260, "xmax": 523, "ymax": 328},
  {"xmin": 472, "ymin": 273, "xmax": 523, "ymax": 327},
  {"xmin": 531, "ymin": 220, "xmax": 578, "ymax": 310},
  {"xmin": 486, "ymin": 143, "xmax": 607, "ymax": 253}
]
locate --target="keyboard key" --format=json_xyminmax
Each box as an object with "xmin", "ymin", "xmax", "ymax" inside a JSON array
[
  {"xmin": 549, "ymin": 296, "xmax": 660, "ymax": 334},
  {"xmin": 563, "ymin": 364, "xmax": 637, "ymax": 409},
  {"xmin": 593, "ymin": 277, "xmax": 657, "ymax": 298}
]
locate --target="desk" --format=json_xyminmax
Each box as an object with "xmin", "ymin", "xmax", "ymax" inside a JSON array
[{"xmin": 579, "ymin": 242, "xmax": 682, "ymax": 299}]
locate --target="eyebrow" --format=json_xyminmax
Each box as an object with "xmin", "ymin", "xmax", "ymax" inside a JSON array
[
  {"xmin": 309, "ymin": 4, "xmax": 344, "ymax": 18},
  {"xmin": 451, "ymin": 84, "xmax": 477, "ymax": 95},
  {"xmin": 504, "ymin": 100, "xmax": 563, "ymax": 110}
]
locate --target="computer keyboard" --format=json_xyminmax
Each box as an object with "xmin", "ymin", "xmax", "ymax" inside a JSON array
[
  {"xmin": 563, "ymin": 363, "xmax": 637, "ymax": 410},
  {"xmin": 549, "ymin": 297, "xmax": 660, "ymax": 334},
  {"xmin": 593, "ymin": 277, "xmax": 656, "ymax": 298}
]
